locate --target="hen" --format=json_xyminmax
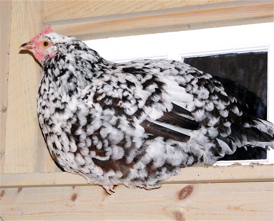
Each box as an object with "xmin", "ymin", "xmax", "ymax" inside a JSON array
[{"xmin": 20, "ymin": 27, "xmax": 274, "ymax": 193}]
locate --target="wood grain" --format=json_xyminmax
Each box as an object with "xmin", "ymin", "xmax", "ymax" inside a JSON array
[
  {"xmin": 43, "ymin": 0, "xmax": 233, "ymax": 23},
  {"xmin": 1, "ymin": 165, "xmax": 273, "ymax": 188},
  {"xmin": 4, "ymin": 0, "xmax": 55, "ymax": 173},
  {"xmin": 1, "ymin": 182, "xmax": 273, "ymax": 220},
  {"xmin": 50, "ymin": 1, "xmax": 274, "ymax": 39},
  {"xmin": 0, "ymin": 0, "xmax": 12, "ymax": 173}
]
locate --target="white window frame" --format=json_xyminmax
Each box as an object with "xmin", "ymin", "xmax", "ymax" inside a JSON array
[{"xmin": 85, "ymin": 22, "xmax": 274, "ymax": 165}]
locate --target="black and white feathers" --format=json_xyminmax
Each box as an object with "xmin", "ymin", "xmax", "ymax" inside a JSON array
[{"xmin": 21, "ymin": 29, "xmax": 274, "ymax": 192}]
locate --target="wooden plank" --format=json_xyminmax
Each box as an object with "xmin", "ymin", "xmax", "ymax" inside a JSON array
[
  {"xmin": 1, "ymin": 165, "xmax": 273, "ymax": 188},
  {"xmin": 50, "ymin": 1, "xmax": 274, "ymax": 39},
  {"xmin": 43, "ymin": 0, "xmax": 233, "ymax": 23},
  {"xmin": 0, "ymin": 0, "xmax": 12, "ymax": 173},
  {"xmin": 1, "ymin": 182, "xmax": 273, "ymax": 220},
  {"xmin": 4, "ymin": 0, "xmax": 56, "ymax": 173}
]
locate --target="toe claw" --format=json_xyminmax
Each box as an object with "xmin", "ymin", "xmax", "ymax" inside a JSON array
[{"xmin": 103, "ymin": 185, "xmax": 116, "ymax": 195}]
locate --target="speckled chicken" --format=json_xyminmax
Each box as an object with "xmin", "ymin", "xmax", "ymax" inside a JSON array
[{"xmin": 20, "ymin": 27, "xmax": 274, "ymax": 193}]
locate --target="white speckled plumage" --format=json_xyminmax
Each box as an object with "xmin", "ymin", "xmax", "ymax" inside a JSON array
[{"xmin": 20, "ymin": 28, "xmax": 274, "ymax": 192}]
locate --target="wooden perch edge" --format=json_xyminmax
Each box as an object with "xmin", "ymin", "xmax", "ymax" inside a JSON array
[{"xmin": 1, "ymin": 164, "xmax": 273, "ymax": 188}]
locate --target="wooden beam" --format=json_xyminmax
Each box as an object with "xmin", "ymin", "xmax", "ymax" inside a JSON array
[
  {"xmin": 48, "ymin": 1, "xmax": 274, "ymax": 39},
  {"xmin": 1, "ymin": 165, "xmax": 273, "ymax": 188},
  {"xmin": 43, "ymin": 0, "xmax": 233, "ymax": 23},
  {"xmin": 0, "ymin": 0, "xmax": 12, "ymax": 173},
  {"xmin": 4, "ymin": 0, "xmax": 55, "ymax": 173},
  {"xmin": 1, "ymin": 182, "xmax": 273, "ymax": 220}
]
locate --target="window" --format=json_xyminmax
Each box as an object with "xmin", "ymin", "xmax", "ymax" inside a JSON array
[{"xmin": 85, "ymin": 22, "xmax": 274, "ymax": 165}]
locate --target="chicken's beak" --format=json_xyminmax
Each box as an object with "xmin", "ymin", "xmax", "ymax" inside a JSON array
[{"xmin": 19, "ymin": 42, "xmax": 33, "ymax": 51}]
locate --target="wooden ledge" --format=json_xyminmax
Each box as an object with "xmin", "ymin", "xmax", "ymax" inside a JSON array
[
  {"xmin": 50, "ymin": 2, "xmax": 274, "ymax": 39},
  {"xmin": 1, "ymin": 164, "xmax": 273, "ymax": 188}
]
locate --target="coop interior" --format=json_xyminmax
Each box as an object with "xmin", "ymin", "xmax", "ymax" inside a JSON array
[{"xmin": 1, "ymin": 1, "xmax": 274, "ymax": 220}]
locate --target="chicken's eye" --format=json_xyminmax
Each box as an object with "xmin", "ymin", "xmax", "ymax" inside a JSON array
[{"xmin": 43, "ymin": 41, "xmax": 49, "ymax": 47}]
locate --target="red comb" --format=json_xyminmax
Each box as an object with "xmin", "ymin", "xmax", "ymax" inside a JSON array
[{"xmin": 31, "ymin": 27, "xmax": 53, "ymax": 42}]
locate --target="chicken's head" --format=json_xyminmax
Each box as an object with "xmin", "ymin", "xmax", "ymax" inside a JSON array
[{"xmin": 20, "ymin": 27, "xmax": 58, "ymax": 62}]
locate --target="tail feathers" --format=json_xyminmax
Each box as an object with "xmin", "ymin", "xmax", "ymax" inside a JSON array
[
  {"xmin": 213, "ymin": 117, "xmax": 273, "ymax": 160},
  {"xmin": 252, "ymin": 118, "xmax": 274, "ymax": 138},
  {"xmin": 231, "ymin": 115, "xmax": 274, "ymax": 149}
]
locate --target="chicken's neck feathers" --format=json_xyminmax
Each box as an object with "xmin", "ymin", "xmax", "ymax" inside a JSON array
[{"xmin": 42, "ymin": 42, "xmax": 114, "ymax": 96}]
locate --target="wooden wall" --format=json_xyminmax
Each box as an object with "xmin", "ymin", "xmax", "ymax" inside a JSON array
[{"xmin": 1, "ymin": 0, "xmax": 274, "ymax": 220}]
